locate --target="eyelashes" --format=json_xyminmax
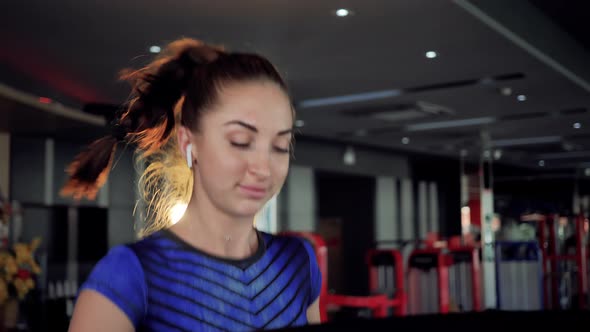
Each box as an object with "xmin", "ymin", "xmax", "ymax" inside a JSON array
[
  {"xmin": 273, "ymin": 147, "xmax": 290, "ymax": 154},
  {"xmin": 230, "ymin": 142, "xmax": 290, "ymax": 154},
  {"xmin": 230, "ymin": 142, "xmax": 250, "ymax": 149}
]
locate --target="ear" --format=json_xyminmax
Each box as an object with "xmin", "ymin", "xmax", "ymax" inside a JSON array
[{"xmin": 177, "ymin": 126, "xmax": 197, "ymax": 163}]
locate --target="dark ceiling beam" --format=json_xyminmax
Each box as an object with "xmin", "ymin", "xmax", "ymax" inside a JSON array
[
  {"xmin": 454, "ymin": 0, "xmax": 590, "ymax": 93},
  {"xmin": 0, "ymin": 82, "xmax": 107, "ymax": 140}
]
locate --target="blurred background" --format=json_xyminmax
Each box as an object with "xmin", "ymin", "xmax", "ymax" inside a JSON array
[{"xmin": 0, "ymin": 0, "xmax": 590, "ymax": 330}]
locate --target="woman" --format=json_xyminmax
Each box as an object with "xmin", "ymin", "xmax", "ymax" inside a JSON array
[{"xmin": 63, "ymin": 37, "xmax": 321, "ymax": 331}]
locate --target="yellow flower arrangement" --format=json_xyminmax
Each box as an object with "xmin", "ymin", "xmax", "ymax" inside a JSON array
[{"xmin": 0, "ymin": 237, "xmax": 42, "ymax": 304}]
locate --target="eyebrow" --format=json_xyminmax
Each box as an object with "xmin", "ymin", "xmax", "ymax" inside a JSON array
[
  {"xmin": 278, "ymin": 128, "xmax": 293, "ymax": 136},
  {"xmin": 224, "ymin": 120, "xmax": 293, "ymax": 136},
  {"xmin": 225, "ymin": 120, "xmax": 258, "ymax": 132}
]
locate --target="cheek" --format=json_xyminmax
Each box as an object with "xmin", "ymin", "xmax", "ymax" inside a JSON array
[
  {"xmin": 272, "ymin": 158, "xmax": 290, "ymax": 185},
  {"xmin": 203, "ymin": 146, "xmax": 248, "ymax": 182},
  {"xmin": 218, "ymin": 153, "xmax": 249, "ymax": 177}
]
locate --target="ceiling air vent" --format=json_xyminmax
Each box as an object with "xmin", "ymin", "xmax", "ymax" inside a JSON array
[{"xmin": 499, "ymin": 111, "xmax": 549, "ymax": 122}]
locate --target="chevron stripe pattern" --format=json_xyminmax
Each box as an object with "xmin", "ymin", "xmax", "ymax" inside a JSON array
[{"xmin": 79, "ymin": 229, "xmax": 321, "ymax": 332}]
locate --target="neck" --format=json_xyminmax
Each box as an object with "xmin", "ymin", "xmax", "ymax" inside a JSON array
[{"xmin": 173, "ymin": 191, "xmax": 258, "ymax": 260}]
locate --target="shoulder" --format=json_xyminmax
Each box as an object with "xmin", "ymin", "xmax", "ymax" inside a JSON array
[
  {"xmin": 264, "ymin": 232, "xmax": 323, "ymax": 304},
  {"xmin": 261, "ymin": 231, "xmax": 318, "ymax": 264},
  {"xmin": 88, "ymin": 244, "xmax": 144, "ymax": 277},
  {"xmin": 261, "ymin": 231, "xmax": 305, "ymax": 247},
  {"xmin": 78, "ymin": 244, "xmax": 148, "ymax": 327},
  {"xmin": 126, "ymin": 229, "xmax": 177, "ymax": 258},
  {"xmin": 267, "ymin": 231, "xmax": 318, "ymax": 252},
  {"xmin": 96, "ymin": 231, "xmax": 166, "ymax": 268}
]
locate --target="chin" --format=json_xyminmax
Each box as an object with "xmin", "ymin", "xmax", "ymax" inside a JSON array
[
  {"xmin": 232, "ymin": 201, "xmax": 268, "ymax": 219},
  {"xmin": 231, "ymin": 211, "xmax": 261, "ymax": 221}
]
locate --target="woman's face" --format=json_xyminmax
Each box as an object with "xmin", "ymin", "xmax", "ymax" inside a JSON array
[{"xmin": 192, "ymin": 80, "xmax": 293, "ymax": 219}]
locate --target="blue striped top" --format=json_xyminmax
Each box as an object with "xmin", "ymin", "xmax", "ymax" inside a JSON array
[{"xmin": 78, "ymin": 229, "xmax": 322, "ymax": 331}]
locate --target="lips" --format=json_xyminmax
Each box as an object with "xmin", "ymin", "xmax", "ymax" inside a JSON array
[{"xmin": 238, "ymin": 185, "xmax": 268, "ymax": 199}]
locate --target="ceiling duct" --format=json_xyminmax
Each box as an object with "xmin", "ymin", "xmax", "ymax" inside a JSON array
[
  {"xmin": 343, "ymin": 101, "xmax": 454, "ymax": 123},
  {"xmin": 298, "ymin": 72, "xmax": 525, "ymax": 109},
  {"xmin": 498, "ymin": 111, "xmax": 549, "ymax": 122}
]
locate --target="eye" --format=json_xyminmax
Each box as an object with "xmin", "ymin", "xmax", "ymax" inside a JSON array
[
  {"xmin": 230, "ymin": 142, "xmax": 251, "ymax": 149},
  {"xmin": 273, "ymin": 146, "xmax": 290, "ymax": 154},
  {"xmin": 273, "ymin": 138, "xmax": 292, "ymax": 154}
]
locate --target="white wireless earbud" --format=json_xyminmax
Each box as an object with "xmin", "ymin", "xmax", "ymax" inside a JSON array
[{"xmin": 186, "ymin": 143, "xmax": 193, "ymax": 168}]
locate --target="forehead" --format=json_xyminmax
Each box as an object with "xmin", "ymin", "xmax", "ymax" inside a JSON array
[{"xmin": 206, "ymin": 81, "xmax": 293, "ymax": 129}]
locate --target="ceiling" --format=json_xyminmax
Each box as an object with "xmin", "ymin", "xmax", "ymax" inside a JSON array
[{"xmin": 1, "ymin": 0, "xmax": 590, "ymax": 172}]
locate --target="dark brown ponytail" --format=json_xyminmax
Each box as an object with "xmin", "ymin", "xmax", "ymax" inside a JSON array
[
  {"xmin": 60, "ymin": 135, "xmax": 120, "ymax": 200},
  {"xmin": 60, "ymin": 38, "xmax": 224, "ymax": 200}
]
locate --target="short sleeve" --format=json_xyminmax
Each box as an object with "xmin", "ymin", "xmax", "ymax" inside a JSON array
[
  {"xmin": 78, "ymin": 244, "xmax": 147, "ymax": 327},
  {"xmin": 300, "ymin": 239, "xmax": 323, "ymax": 306}
]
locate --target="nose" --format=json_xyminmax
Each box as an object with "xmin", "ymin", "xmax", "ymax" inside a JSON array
[{"xmin": 248, "ymin": 149, "xmax": 271, "ymax": 179}]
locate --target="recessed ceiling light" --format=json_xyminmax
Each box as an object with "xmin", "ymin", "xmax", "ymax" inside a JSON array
[
  {"xmin": 343, "ymin": 146, "xmax": 356, "ymax": 165},
  {"xmin": 494, "ymin": 149, "xmax": 502, "ymax": 160},
  {"xmin": 354, "ymin": 129, "xmax": 368, "ymax": 137},
  {"xmin": 336, "ymin": 9, "xmax": 350, "ymax": 17},
  {"xmin": 538, "ymin": 160, "xmax": 545, "ymax": 167},
  {"xmin": 401, "ymin": 137, "xmax": 410, "ymax": 144},
  {"xmin": 517, "ymin": 94, "xmax": 527, "ymax": 102},
  {"xmin": 149, "ymin": 45, "xmax": 161, "ymax": 54},
  {"xmin": 574, "ymin": 122, "xmax": 582, "ymax": 129},
  {"xmin": 425, "ymin": 51, "xmax": 437, "ymax": 59},
  {"xmin": 499, "ymin": 87, "xmax": 512, "ymax": 96},
  {"xmin": 294, "ymin": 120, "xmax": 305, "ymax": 128}
]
